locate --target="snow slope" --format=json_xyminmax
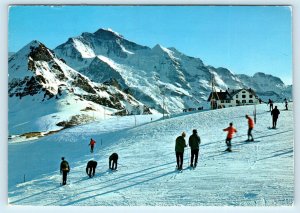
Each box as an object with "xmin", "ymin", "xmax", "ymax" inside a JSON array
[{"xmin": 8, "ymin": 103, "xmax": 293, "ymax": 206}]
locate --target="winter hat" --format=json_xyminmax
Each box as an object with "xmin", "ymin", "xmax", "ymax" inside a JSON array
[
  {"xmin": 61, "ymin": 157, "xmax": 65, "ymax": 160},
  {"xmin": 229, "ymin": 122, "xmax": 233, "ymax": 126},
  {"xmin": 182, "ymin": 132, "xmax": 186, "ymax": 137},
  {"xmin": 245, "ymin": 114, "xmax": 249, "ymax": 118},
  {"xmin": 193, "ymin": 129, "xmax": 197, "ymax": 134}
]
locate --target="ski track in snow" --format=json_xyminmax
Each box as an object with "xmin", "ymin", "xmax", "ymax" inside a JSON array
[{"xmin": 8, "ymin": 104, "xmax": 294, "ymax": 206}]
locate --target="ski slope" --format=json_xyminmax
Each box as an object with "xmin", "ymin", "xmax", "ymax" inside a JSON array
[{"xmin": 8, "ymin": 103, "xmax": 294, "ymax": 206}]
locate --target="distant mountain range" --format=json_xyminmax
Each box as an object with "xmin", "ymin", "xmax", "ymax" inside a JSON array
[{"xmin": 8, "ymin": 28, "xmax": 292, "ymax": 135}]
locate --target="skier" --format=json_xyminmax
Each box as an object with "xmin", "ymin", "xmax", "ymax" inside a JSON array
[
  {"xmin": 188, "ymin": 129, "xmax": 201, "ymax": 168},
  {"xmin": 109, "ymin": 153, "xmax": 118, "ymax": 170},
  {"xmin": 86, "ymin": 160, "xmax": 97, "ymax": 178},
  {"xmin": 268, "ymin": 99, "xmax": 274, "ymax": 111},
  {"xmin": 245, "ymin": 115, "xmax": 254, "ymax": 141},
  {"xmin": 89, "ymin": 138, "xmax": 96, "ymax": 153},
  {"xmin": 223, "ymin": 123, "xmax": 237, "ymax": 152},
  {"xmin": 259, "ymin": 98, "xmax": 262, "ymax": 104},
  {"xmin": 60, "ymin": 157, "xmax": 70, "ymax": 185},
  {"xmin": 175, "ymin": 132, "xmax": 187, "ymax": 170},
  {"xmin": 271, "ymin": 106, "xmax": 280, "ymax": 129},
  {"xmin": 284, "ymin": 98, "xmax": 288, "ymax": 110}
]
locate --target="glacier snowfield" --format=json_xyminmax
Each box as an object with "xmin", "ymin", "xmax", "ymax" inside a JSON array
[{"xmin": 8, "ymin": 103, "xmax": 293, "ymax": 206}]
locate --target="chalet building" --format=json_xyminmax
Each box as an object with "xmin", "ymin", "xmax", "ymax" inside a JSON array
[{"xmin": 207, "ymin": 88, "xmax": 259, "ymax": 109}]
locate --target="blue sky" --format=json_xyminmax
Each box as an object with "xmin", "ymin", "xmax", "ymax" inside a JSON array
[{"xmin": 8, "ymin": 6, "xmax": 292, "ymax": 84}]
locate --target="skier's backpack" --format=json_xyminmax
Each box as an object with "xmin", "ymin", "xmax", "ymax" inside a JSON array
[{"xmin": 61, "ymin": 161, "xmax": 69, "ymax": 171}]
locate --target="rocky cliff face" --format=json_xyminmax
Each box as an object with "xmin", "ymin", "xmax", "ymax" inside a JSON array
[{"xmin": 8, "ymin": 40, "xmax": 153, "ymax": 135}]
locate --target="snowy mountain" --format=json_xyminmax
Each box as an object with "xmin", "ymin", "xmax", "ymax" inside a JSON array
[
  {"xmin": 8, "ymin": 104, "xmax": 294, "ymax": 206},
  {"xmin": 8, "ymin": 40, "xmax": 153, "ymax": 136},
  {"xmin": 8, "ymin": 28, "xmax": 292, "ymax": 136},
  {"xmin": 237, "ymin": 72, "xmax": 292, "ymax": 101},
  {"xmin": 54, "ymin": 28, "xmax": 292, "ymax": 114}
]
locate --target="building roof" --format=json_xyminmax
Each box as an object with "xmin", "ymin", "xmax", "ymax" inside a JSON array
[
  {"xmin": 207, "ymin": 91, "xmax": 232, "ymax": 101},
  {"xmin": 207, "ymin": 88, "xmax": 257, "ymax": 102},
  {"xmin": 229, "ymin": 88, "xmax": 257, "ymax": 96}
]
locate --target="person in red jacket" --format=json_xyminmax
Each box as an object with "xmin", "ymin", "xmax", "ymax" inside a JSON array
[
  {"xmin": 89, "ymin": 138, "xmax": 96, "ymax": 153},
  {"xmin": 245, "ymin": 115, "xmax": 254, "ymax": 141},
  {"xmin": 223, "ymin": 122, "xmax": 237, "ymax": 152}
]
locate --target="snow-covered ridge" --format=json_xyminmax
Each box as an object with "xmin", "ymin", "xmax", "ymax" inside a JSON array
[
  {"xmin": 53, "ymin": 28, "xmax": 292, "ymax": 114},
  {"xmin": 72, "ymin": 38, "xmax": 96, "ymax": 58},
  {"xmin": 106, "ymin": 28, "xmax": 124, "ymax": 38}
]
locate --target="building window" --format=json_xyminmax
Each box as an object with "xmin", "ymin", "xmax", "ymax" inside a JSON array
[
  {"xmin": 242, "ymin": 95, "xmax": 246, "ymax": 98},
  {"xmin": 236, "ymin": 95, "xmax": 238, "ymax": 98},
  {"xmin": 242, "ymin": 100, "xmax": 246, "ymax": 103},
  {"xmin": 249, "ymin": 95, "xmax": 253, "ymax": 98},
  {"xmin": 242, "ymin": 91, "xmax": 246, "ymax": 93},
  {"xmin": 236, "ymin": 100, "xmax": 239, "ymax": 103},
  {"xmin": 221, "ymin": 100, "xmax": 224, "ymax": 103},
  {"xmin": 249, "ymin": 100, "xmax": 253, "ymax": 103},
  {"xmin": 226, "ymin": 100, "xmax": 231, "ymax": 103}
]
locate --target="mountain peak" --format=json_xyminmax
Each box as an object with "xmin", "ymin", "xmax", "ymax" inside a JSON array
[
  {"xmin": 28, "ymin": 40, "xmax": 42, "ymax": 47},
  {"xmin": 27, "ymin": 41, "xmax": 55, "ymax": 62},
  {"xmin": 152, "ymin": 44, "xmax": 163, "ymax": 49},
  {"xmin": 16, "ymin": 40, "xmax": 44, "ymax": 55},
  {"xmin": 152, "ymin": 44, "xmax": 172, "ymax": 54},
  {"xmin": 253, "ymin": 72, "xmax": 284, "ymax": 84},
  {"xmin": 93, "ymin": 28, "xmax": 123, "ymax": 40}
]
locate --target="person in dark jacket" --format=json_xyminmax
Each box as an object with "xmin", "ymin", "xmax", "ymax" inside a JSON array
[
  {"xmin": 109, "ymin": 153, "xmax": 118, "ymax": 170},
  {"xmin": 60, "ymin": 157, "xmax": 70, "ymax": 185},
  {"xmin": 86, "ymin": 160, "xmax": 97, "ymax": 178},
  {"xmin": 268, "ymin": 99, "xmax": 274, "ymax": 111},
  {"xmin": 284, "ymin": 98, "xmax": 288, "ymax": 110},
  {"xmin": 271, "ymin": 106, "xmax": 280, "ymax": 128},
  {"xmin": 175, "ymin": 132, "xmax": 187, "ymax": 170},
  {"xmin": 188, "ymin": 129, "xmax": 201, "ymax": 168}
]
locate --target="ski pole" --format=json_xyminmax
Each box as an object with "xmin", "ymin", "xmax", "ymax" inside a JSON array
[{"xmin": 188, "ymin": 148, "xmax": 190, "ymax": 167}]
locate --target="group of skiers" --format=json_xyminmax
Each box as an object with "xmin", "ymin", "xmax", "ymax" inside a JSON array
[
  {"xmin": 60, "ymin": 100, "xmax": 285, "ymax": 181},
  {"xmin": 175, "ymin": 129, "xmax": 201, "ymax": 170},
  {"xmin": 174, "ymin": 102, "xmax": 283, "ymax": 171},
  {"xmin": 59, "ymin": 138, "xmax": 119, "ymax": 185}
]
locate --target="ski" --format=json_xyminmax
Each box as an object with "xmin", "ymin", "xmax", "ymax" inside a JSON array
[
  {"xmin": 223, "ymin": 149, "xmax": 239, "ymax": 152},
  {"xmin": 245, "ymin": 140, "xmax": 260, "ymax": 143},
  {"xmin": 268, "ymin": 127, "xmax": 277, "ymax": 130}
]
